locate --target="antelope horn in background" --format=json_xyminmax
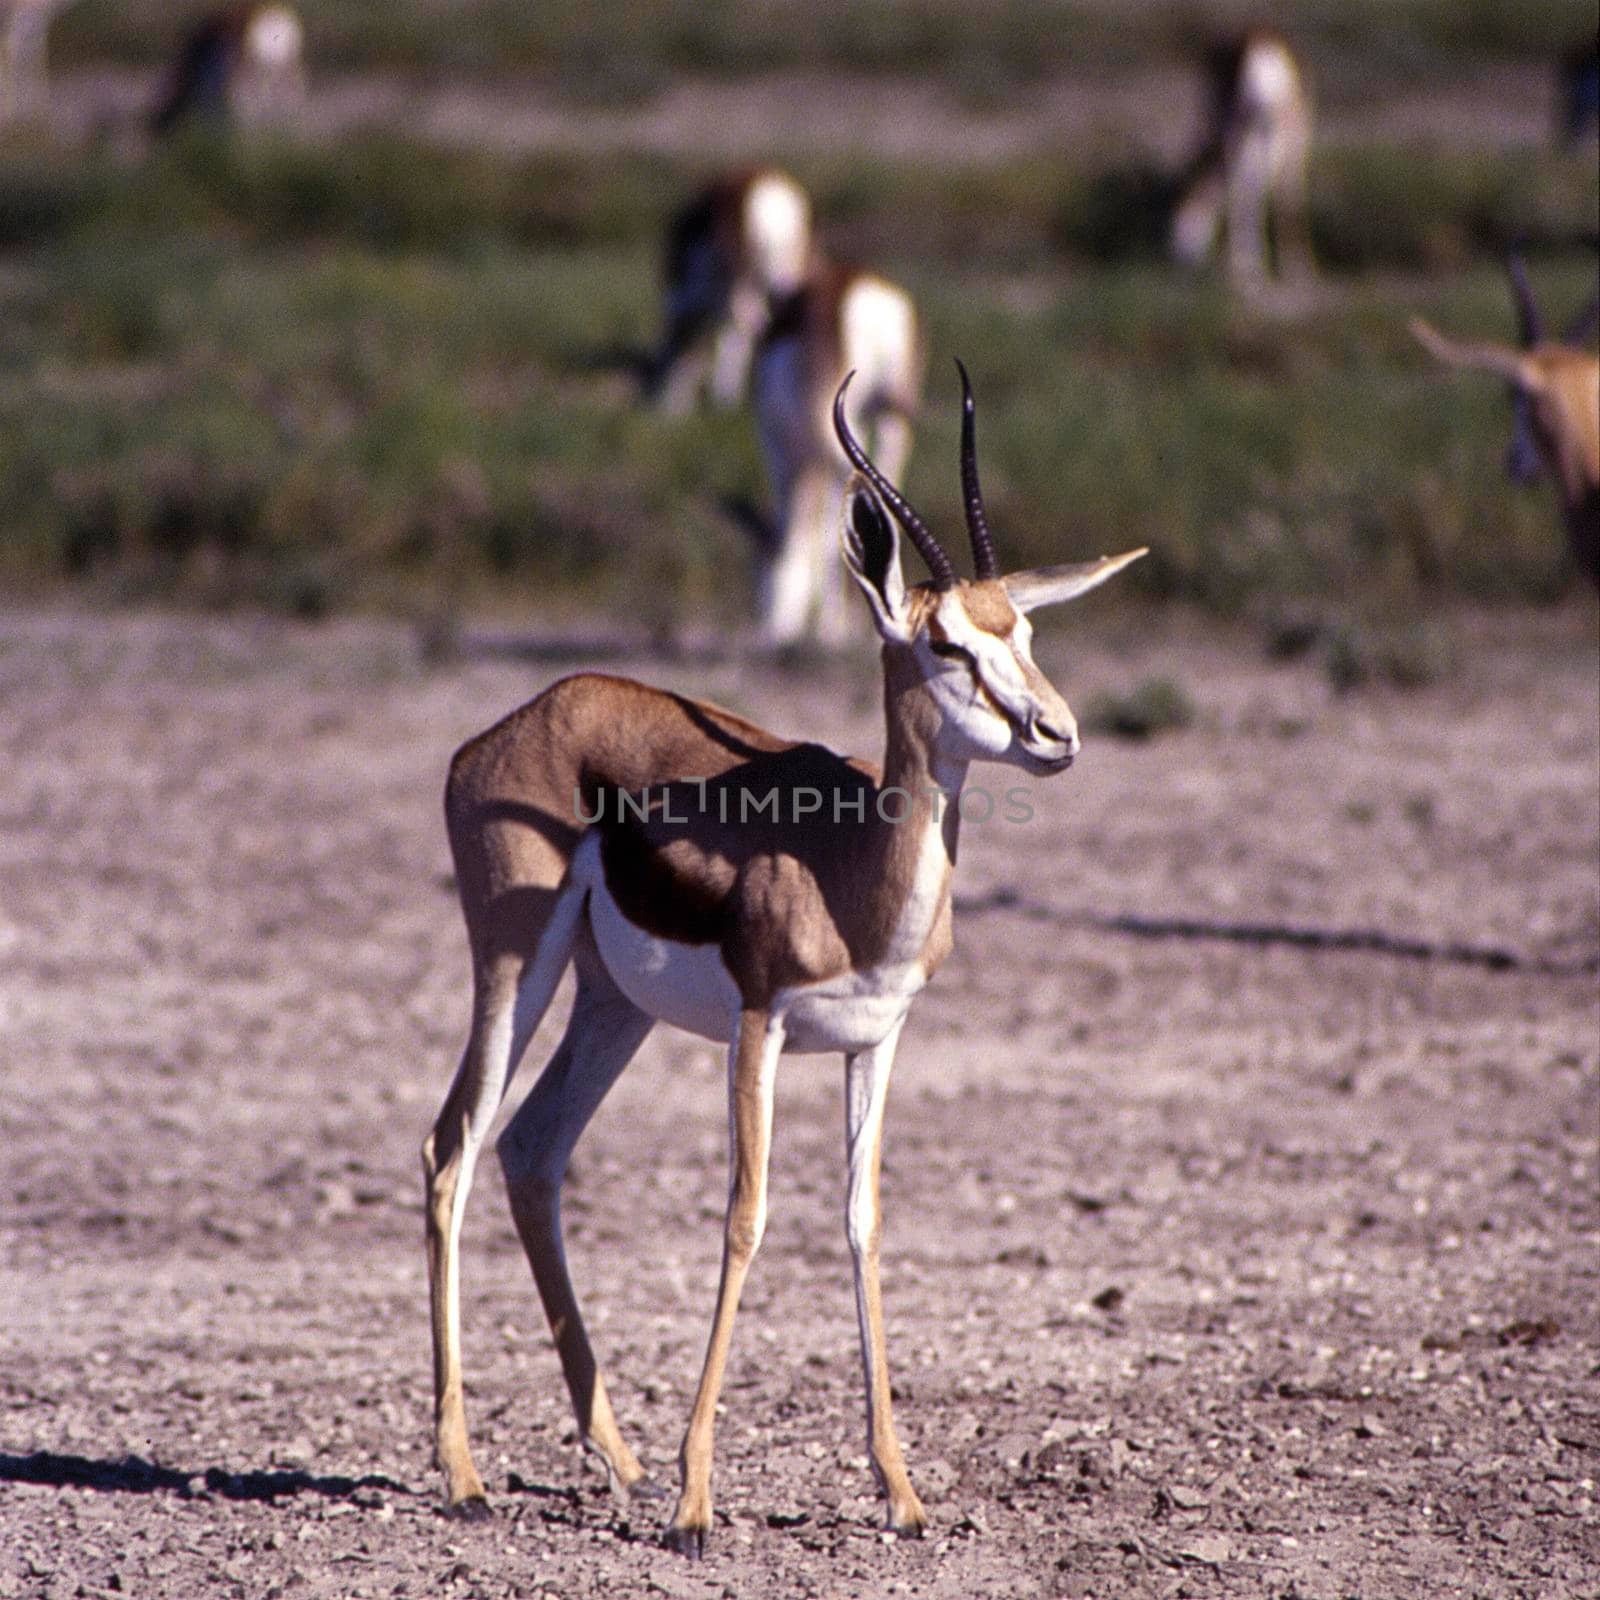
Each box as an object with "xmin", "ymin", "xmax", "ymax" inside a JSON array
[
  {"xmin": 1564, "ymin": 290, "xmax": 1600, "ymax": 348},
  {"xmin": 1506, "ymin": 251, "xmax": 1544, "ymax": 347}
]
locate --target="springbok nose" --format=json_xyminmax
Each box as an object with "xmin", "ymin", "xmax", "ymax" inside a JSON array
[{"xmin": 1035, "ymin": 716, "xmax": 1079, "ymax": 755}]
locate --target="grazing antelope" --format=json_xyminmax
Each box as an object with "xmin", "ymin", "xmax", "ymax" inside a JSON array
[
  {"xmin": 0, "ymin": 0, "xmax": 67, "ymax": 122},
  {"xmin": 422, "ymin": 366, "xmax": 1145, "ymax": 1554},
  {"xmin": 1170, "ymin": 30, "xmax": 1314, "ymax": 284},
  {"xmin": 150, "ymin": 3, "xmax": 305, "ymax": 136},
  {"xmin": 643, "ymin": 167, "xmax": 813, "ymax": 415},
  {"xmin": 1410, "ymin": 256, "xmax": 1600, "ymax": 585},
  {"xmin": 1556, "ymin": 43, "xmax": 1599, "ymax": 148},
  {"xmin": 750, "ymin": 259, "xmax": 923, "ymax": 647}
]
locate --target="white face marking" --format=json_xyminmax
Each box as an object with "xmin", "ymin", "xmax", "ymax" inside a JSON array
[
  {"xmin": 920, "ymin": 591, "xmax": 1078, "ymax": 772},
  {"xmin": 924, "ymin": 594, "xmax": 1031, "ymax": 759}
]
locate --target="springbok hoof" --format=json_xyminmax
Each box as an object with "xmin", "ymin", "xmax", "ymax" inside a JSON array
[
  {"xmin": 445, "ymin": 1494, "xmax": 493, "ymax": 1522},
  {"xmin": 663, "ymin": 1522, "xmax": 708, "ymax": 1559}
]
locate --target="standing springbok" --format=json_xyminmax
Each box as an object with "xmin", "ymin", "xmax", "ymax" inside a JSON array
[
  {"xmin": 1410, "ymin": 256, "xmax": 1600, "ymax": 585},
  {"xmin": 422, "ymin": 366, "xmax": 1145, "ymax": 1554},
  {"xmin": 150, "ymin": 4, "xmax": 305, "ymax": 136},
  {"xmin": 643, "ymin": 167, "xmax": 813, "ymax": 415},
  {"xmin": 749, "ymin": 259, "xmax": 922, "ymax": 647},
  {"xmin": 0, "ymin": 0, "xmax": 68, "ymax": 122},
  {"xmin": 1170, "ymin": 30, "xmax": 1315, "ymax": 284}
]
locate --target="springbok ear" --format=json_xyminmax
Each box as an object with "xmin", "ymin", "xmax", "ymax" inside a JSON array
[
  {"xmin": 1409, "ymin": 318, "xmax": 1538, "ymax": 389},
  {"xmin": 1004, "ymin": 548, "xmax": 1147, "ymax": 613},
  {"xmin": 841, "ymin": 478, "xmax": 913, "ymax": 641}
]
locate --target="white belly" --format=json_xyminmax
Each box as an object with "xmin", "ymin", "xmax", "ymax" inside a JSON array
[
  {"xmin": 573, "ymin": 835, "xmax": 925, "ymax": 1056},
  {"xmin": 585, "ymin": 877, "xmax": 743, "ymax": 1044}
]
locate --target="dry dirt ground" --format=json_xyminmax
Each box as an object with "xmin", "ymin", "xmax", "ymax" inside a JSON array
[{"xmin": 1, "ymin": 599, "xmax": 1597, "ymax": 1600}]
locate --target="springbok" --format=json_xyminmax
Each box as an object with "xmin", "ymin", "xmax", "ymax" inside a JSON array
[
  {"xmin": 1410, "ymin": 256, "xmax": 1600, "ymax": 586},
  {"xmin": 1170, "ymin": 30, "xmax": 1315, "ymax": 284},
  {"xmin": 422, "ymin": 366, "xmax": 1145, "ymax": 1554},
  {"xmin": 150, "ymin": 4, "xmax": 305, "ymax": 136},
  {"xmin": 643, "ymin": 167, "xmax": 813, "ymax": 415},
  {"xmin": 0, "ymin": 0, "xmax": 66, "ymax": 122},
  {"xmin": 749, "ymin": 259, "xmax": 922, "ymax": 647}
]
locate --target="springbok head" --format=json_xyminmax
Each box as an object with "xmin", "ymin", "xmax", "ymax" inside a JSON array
[
  {"xmin": 1502, "ymin": 253, "xmax": 1599, "ymax": 484},
  {"xmin": 833, "ymin": 363, "xmax": 1146, "ymax": 774},
  {"xmin": 1411, "ymin": 255, "xmax": 1600, "ymax": 490}
]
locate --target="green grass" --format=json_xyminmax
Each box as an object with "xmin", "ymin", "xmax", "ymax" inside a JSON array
[
  {"xmin": 0, "ymin": 130, "xmax": 1594, "ymax": 617},
  {"xmin": 49, "ymin": 1, "xmax": 1600, "ymax": 102}
]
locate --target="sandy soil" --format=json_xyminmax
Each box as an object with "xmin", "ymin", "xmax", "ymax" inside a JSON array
[{"xmin": 1, "ymin": 599, "xmax": 1596, "ymax": 1599}]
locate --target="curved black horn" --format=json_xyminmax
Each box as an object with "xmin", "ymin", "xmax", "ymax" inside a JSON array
[
  {"xmin": 955, "ymin": 358, "xmax": 1000, "ymax": 580},
  {"xmin": 832, "ymin": 373, "xmax": 957, "ymax": 590},
  {"xmin": 1564, "ymin": 289, "xmax": 1600, "ymax": 348},
  {"xmin": 1506, "ymin": 251, "xmax": 1543, "ymax": 347}
]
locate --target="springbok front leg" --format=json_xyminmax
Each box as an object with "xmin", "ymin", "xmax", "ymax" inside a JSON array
[
  {"xmin": 666, "ymin": 1008, "xmax": 784, "ymax": 1555},
  {"xmin": 422, "ymin": 885, "xmax": 585, "ymax": 1515},
  {"xmin": 496, "ymin": 957, "xmax": 657, "ymax": 1499},
  {"xmin": 844, "ymin": 1021, "xmax": 926, "ymax": 1535}
]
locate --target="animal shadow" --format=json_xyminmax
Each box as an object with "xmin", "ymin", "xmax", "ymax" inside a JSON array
[{"xmin": 0, "ymin": 1448, "xmax": 410, "ymax": 1505}]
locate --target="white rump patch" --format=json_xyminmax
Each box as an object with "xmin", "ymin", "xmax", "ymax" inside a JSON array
[
  {"xmin": 744, "ymin": 174, "xmax": 811, "ymax": 296},
  {"xmin": 1241, "ymin": 38, "xmax": 1297, "ymax": 113},
  {"xmin": 248, "ymin": 6, "xmax": 303, "ymax": 69},
  {"xmin": 840, "ymin": 276, "xmax": 917, "ymax": 404}
]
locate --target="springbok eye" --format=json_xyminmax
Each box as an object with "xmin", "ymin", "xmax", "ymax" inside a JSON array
[{"xmin": 929, "ymin": 639, "xmax": 975, "ymax": 665}]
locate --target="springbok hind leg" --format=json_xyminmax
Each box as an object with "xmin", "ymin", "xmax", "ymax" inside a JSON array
[
  {"xmin": 496, "ymin": 964, "xmax": 656, "ymax": 1498},
  {"xmin": 422, "ymin": 886, "xmax": 584, "ymax": 1515}
]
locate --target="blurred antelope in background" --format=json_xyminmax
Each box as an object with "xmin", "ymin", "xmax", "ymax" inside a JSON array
[
  {"xmin": 1411, "ymin": 255, "xmax": 1600, "ymax": 585},
  {"xmin": 0, "ymin": 0, "xmax": 67, "ymax": 121},
  {"xmin": 643, "ymin": 167, "xmax": 813, "ymax": 414},
  {"xmin": 749, "ymin": 260, "xmax": 922, "ymax": 647},
  {"xmin": 422, "ymin": 364, "xmax": 1145, "ymax": 1552},
  {"xmin": 1170, "ymin": 30, "xmax": 1314, "ymax": 284},
  {"xmin": 150, "ymin": 4, "xmax": 305, "ymax": 136}
]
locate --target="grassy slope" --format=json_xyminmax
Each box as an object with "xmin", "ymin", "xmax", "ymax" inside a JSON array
[
  {"xmin": 0, "ymin": 118, "xmax": 1595, "ymax": 617},
  {"xmin": 49, "ymin": 1, "xmax": 1599, "ymax": 95}
]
